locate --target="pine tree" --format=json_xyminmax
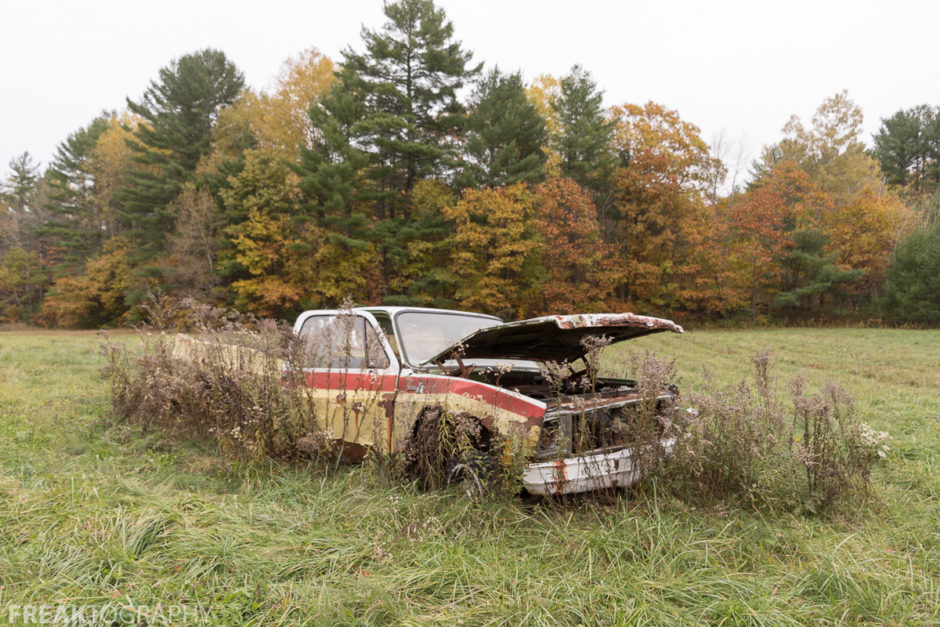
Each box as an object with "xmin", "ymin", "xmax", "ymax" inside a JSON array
[
  {"xmin": 293, "ymin": 75, "xmax": 378, "ymax": 306},
  {"xmin": 552, "ymin": 65, "xmax": 617, "ymax": 190},
  {"xmin": 1, "ymin": 152, "xmax": 42, "ymax": 252},
  {"xmin": 884, "ymin": 219, "xmax": 940, "ymax": 323},
  {"xmin": 457, "ymin": 69, "xmax": 546, "ymax": 189},
  {"xmin": 40, "ymin": 114, "xmax": 111, "ymax": 272},
  {"xmin": 2, "ymin": 153, "xmax": 40, "ymax": 211},
  {"xmin": 872, "ymin": 105, "xmax": 938, "ymax": 194},
  {"xmin": 298, "ymin": 75, "xmax": 372, "ymax": 246},
  {"xmin": 119, "ymin": 49, "xmax": 244, "ymax": 260},
  {"xmin": 772, "ymin": 228, "xmax": 863, "ymax": 320},
  {"xmin": 306, "ymin": 0, "xmax": 478, "ymax": 302},
  {"xmin": 1, "ymin": 152, "xmax": 50, "ymax": 313},
  {"xmin": 340, "ymin": 0, "xmax": 478, "ymax": 217}
]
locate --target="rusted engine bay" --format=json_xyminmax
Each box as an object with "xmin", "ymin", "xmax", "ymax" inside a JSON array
[{"xmin": 454, "ymin": 365, "xmax": 678, "ymax": 464}]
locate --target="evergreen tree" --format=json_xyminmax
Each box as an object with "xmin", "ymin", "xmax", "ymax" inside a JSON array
[
  {"xmin": 304, "ymin": 0, "xmax": 477, "ymax": 302},
  {"xmin": 298, "ymin": 76, "xmax": 372, "ymax": 247},
  {"xmin": 772, "ymin": 228, "xmax": 863, "ymax": 320},
  {"xmin": 340, "ymin": 0, "xmax": 478, "ymax": 217},
  {"xmin": 552, "ymin": 65, "xmax": 617, "ymax": 190},
  {"xmin": 872, "ymin": 105, "xmax": 938, "ymax": 194},
  {"xmin": 1, "ymin": 152, "xmax": 52, "ymax": 311},
  {"xmin": 883, "ymin": 219, "xmax": 940, "ymax": 324},
  {"xmin": 1, "ymin": 152, "xmax": 42, "ymax": 252},
  {"xmin": 458, "ymin": 68, "xmax": 546, "ymax": 189},
  {"xmin": 382, "ymin": 179, "xmax": 457, "ymax": 307},
  {"xmin": 119, "ymin": 49, "xmax": 244, "ymax": 260},
  {"xmin": 2, "ymin": 153, "xmax": 40, "ymax": 211},
  {"xmin": 40, "ymin": 114, "xmax": 111, "ymax": 272},
  {"xmin": 292, "ymin": 75, "xmax": 379, "ymax": 306}
]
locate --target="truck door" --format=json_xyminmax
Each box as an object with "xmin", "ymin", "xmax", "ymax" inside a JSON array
[{"xmin": 294, "ymin": 310, "xmax": 399, "ymax": 456}]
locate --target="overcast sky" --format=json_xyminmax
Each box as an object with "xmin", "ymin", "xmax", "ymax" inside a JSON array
[{"xmin": 2, "ymin": 0, "xmax": 939, "ymax": 183}]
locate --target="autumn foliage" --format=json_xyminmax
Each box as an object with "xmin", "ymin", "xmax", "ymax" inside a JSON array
[
  {"xmin": 0, "ymin": 0, "xmax": 931, "ymax": 327},
  {"xmin": 533, "ymin": 178, "xmax": 611, "ymax": 313}
]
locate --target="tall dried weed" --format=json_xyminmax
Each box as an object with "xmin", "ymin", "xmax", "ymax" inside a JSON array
[
  {"xmin": 102, "ymin": 296, "xmax": 328, "ymax": 462},
  {"xmin": 664, "ymin": 350, "xmax": 877, "ymax": 514}
]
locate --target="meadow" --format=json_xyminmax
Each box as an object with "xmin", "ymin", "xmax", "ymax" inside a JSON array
[{"xmin": 0, "ymin": 327, "xmax": 937, "ymax": 625}]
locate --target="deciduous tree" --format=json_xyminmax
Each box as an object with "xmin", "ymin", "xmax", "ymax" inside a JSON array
[
  {"xmin": 754, "ymin": 91, "xmax": 881, "ymax": 205},
  {"xmin": 39, "ymin": 238, "xmax": 134, "ymax": 327},
  {"xmin": 526, "ymin": 74, "xmax": 562, "ymax": 177},
  {"xmin": 607, "ymin": 102, "xmax": 721, "ymax": 309},
  {"xmin": 212, "ymin": 48, "xmax": 335, "ymax": 164},
  {"xmin": 444, "ymin": 184, "xmax": 540, "ymax": 318},
  {"xmin": 532, "ymin": 178, "xmax": 611, "ymax": 313},
  {"xmin": 826, "ymin": 188, "xmax": 910, "ymax": 304},
  {"xmin": 162, "ymin": 185, "xmax": 223, "ymax": 299},
  {"xmin": 221, "ymin": 150, "xmax": 314, "ymax": 317},
  {"xmin": 730, "ymin": 161, "xmax": 831, "ymax": 318},
  {"xmin": 0, "ymin": 247, "xmax": 44, "ymax": 322}
]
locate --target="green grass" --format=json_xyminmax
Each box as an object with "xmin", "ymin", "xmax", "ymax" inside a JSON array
[{"xmin": 0, "ymin": 328, "xmax": 938, "ymax": 625}]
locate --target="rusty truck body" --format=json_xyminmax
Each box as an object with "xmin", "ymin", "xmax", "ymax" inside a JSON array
[{"xmin": 291, "ymin": 306, "xmax": 683, "ymax": 496}]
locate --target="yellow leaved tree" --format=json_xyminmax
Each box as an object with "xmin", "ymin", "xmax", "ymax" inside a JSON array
[{"xmin": 444, "ymin": 184, "xmax": 541, "ymax": 318}]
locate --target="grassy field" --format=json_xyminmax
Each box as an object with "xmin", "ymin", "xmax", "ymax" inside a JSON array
[{"xmin": 0, "ymin": 328, "xmax": 937, "ymax": 625}]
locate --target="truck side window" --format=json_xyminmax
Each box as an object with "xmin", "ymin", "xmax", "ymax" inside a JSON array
[
  {"xmin": 370, "ymin": 313, "xmax": 401, "ymax": 360},
  {"xmin": 299, "ymin": 314, "xmax": 389, "ymax": 370},
  {"xmin": 362, "ymin": 319, "xmax": 391, "ymax": 369}
]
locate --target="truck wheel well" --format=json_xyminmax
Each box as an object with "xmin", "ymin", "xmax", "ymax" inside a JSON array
[{"xmin": 404, "ymin": 406, "xmax": 495, "ymax": 489}]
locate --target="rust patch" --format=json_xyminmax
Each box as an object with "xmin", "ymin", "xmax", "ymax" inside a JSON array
[
  {"xmin": 335, "ymin": 393, "xmax": 346, "ymax": 406},
  {"xmin": 380, "ymin": 393, "xmax": 396, "ymax": 453},
  {"xmin": 332, "ymin": 439, "xmax": 367, "ymax": 463},
  {"xmin": 352, "ymin": 402, "xmax": 363, "ymax": 430},
  {"xmin": 552, "ymin": 312, "xmax": 683, "ymax": 333},
  {"xmin": 521, "ymin": 413, "xmax": 544, "ymax": 431},
  {"xmin": 423, "ymin": 310, "xmax": 683, "ymax": 364},
  {"xmin": 380, "ymin": 393, "xmax": 396, "ymax": 419},
  {"xmin": 553, "ymin": 459, "xmax": 568, "ymax": 494}
]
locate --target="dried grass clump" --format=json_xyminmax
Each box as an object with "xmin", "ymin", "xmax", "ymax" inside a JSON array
[
  {"xmin": 665, "ymin": 350, "xmax": 877, "ymax": 514},
  {"xmin": 102, "ymin": 296, "xmax": 327, "ymax": 462}
]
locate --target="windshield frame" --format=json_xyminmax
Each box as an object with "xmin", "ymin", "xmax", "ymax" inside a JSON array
[{"xmin": 392, "ymin": 309, "xmax": 501, "ymax": 367}]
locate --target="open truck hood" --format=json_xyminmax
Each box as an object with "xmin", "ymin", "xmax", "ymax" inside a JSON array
[{"xmin": 423, "ymin": 313, "xmax": 683, "ymax": 365}]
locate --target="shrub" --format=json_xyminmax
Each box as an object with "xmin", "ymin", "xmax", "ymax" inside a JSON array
[
  {"xmin": 663, "ymin": 351, "xmax": 877, "ymax": 514},
  {"xmin": 102, "ymin": 298, "xmax": 328, "ymax": 462},
  {"xmin": 883, "ymin": 219, "xmax": 940, "ymax": 324}
]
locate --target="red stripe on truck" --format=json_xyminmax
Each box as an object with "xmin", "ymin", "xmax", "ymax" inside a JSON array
[
  {"xmin": 398, "ymin": 375, "xmax": 545, "ymax": 419},
  {"xmin": 300, "ymin": 371, "xmax": 544, "ymax": 420}
]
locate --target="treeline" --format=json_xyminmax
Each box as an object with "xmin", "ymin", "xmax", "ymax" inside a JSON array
[{"xmin": 2, "ymin": 0, "xmax": 939, "ymax": 327}]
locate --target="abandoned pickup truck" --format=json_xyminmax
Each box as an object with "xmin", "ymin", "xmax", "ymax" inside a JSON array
[{"xmin": 290, "ymin": 306, "xmax": 684, "ymax": 496}]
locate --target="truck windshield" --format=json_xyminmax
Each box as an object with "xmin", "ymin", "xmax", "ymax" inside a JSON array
[{"xmin": 395, "ymin": 311, "xmax": 500, "ymax": 365}]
